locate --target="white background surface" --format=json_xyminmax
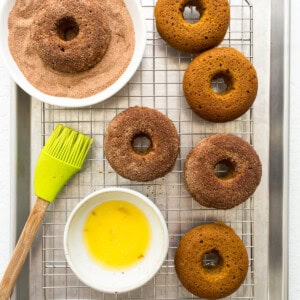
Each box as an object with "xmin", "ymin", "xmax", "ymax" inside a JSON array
[
  {"xmin": 0, "ymin": 62, "xmax": 11, "ymax": 279},
  {"xmin": 0, "ymin": 2, "xmax": 299, "ymax": 299}
]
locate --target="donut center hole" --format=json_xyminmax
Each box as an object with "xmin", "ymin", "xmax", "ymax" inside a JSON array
[
  {"xmin": 202, "ymin": 249, "xmax": 222, "ymax": 269},
  {"xmin": 211, "ymin": 72, "xmax": 233, "ymax": 94},
  {"xmin": 182, "ymin": 1, "xmax": 203, "ymax": 24},
  {"xmin": 214, "ymin": 159, "xmax": 235, "ymax": 179},
  {"xmin": 56, "ymin": 17, "xmax": 79, "ymax": 41},
  {"xmin": 132, "ymin": 134, "xmax": 153, "ymax": 154}
]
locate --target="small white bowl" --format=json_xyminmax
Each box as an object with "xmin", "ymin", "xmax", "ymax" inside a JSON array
[
  {"xmin": 0, "ymin": 0, "xmax": 146, "ymax": 107},
  {"xmin": 64, "ymin": 187, "xmax": 169, "ymax": 294}
]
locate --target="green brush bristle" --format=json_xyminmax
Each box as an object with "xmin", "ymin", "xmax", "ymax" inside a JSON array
[{"xmin": 43, "ymin": 124, "xmax": 93, "ymax": 169}]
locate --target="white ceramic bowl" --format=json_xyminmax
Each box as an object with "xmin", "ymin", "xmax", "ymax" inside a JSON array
[
  {"xmin": 64, "ymin": 187, "xmax": 169, "ymax": 293},
  {"xmin": 0, "ymin": 0, "xmax": 146, "ymax": 107}
]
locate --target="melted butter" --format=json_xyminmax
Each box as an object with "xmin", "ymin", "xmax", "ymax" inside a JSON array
[{"xmin": 83, "ymin": 200, "xmax": 151, "ymax": 269}]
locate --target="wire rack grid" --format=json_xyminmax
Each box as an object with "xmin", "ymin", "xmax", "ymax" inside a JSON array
[{"xmin": 39, "ymin": 0, "xmax": 255, "ymax": 299}]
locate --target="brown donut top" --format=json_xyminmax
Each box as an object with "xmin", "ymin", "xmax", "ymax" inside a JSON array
[
  {"xmin": 184, "ymin": 134, "xmax": 262, "ymax": 209},
  {"xmin": 175, "ymin": 222, "xmax": 248, "ymax": 299},
  {"xmin": 31, "ymin": 0, "xmax": 111, "ymax": 73},
  {"xmin": 183, "ymin": 47, "xmax": 258, "ymax": 122},
  {"xmin": 155, "ymin": 0, "xmax": 230, "ymax": 53},
  {"xmin": 104, "ymin": 106, "xmax": 179, "ymax": 182}
]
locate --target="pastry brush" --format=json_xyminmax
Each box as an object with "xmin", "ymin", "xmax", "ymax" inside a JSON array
[{"xmin": 0, "ymin": 124, "xmax": 93, "ymax": 300}]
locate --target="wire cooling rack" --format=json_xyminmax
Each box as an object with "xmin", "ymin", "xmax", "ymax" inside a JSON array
[{"xmin": 39, "ymin": 0, "xmax": 254, "ymax": 299}]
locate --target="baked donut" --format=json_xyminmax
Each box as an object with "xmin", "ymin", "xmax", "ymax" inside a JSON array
[
  {"xmin": 184, "ymin": 134, "xmax": 261, "ymax": 209},
  {"xmin": 31, "ymin": 0, "xmax": 111, "ymax": 73},
  {"xmin": 175, "ymin": 222, "xmax": 249, "ymax": 299},
  {"xmin": 154, "ymin": 0, "xmax": 230, "ymax": 53},
  {"xmin": 183, "ymin": 47, "xmax": 258, "ymax": 122},
  {"xmin": 104, "ymin": 107, "xmax": 179, "ymax": 182}
]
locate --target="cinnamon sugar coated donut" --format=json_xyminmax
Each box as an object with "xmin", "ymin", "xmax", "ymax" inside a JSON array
[
  {"xmin": 184, "ymin": 134, "xmax": 261, "ymax": 209},
  {"xmin": 9, "ymin": 0, "xmax": 135, "ymax": 98},
  {"xmin": 31, "ymin": 0, "xmax": 111, "ymax": 73},
  {"xmin": 155, "ymin": 0, "xmax": 230, "ymax": 53},
  {"xmin": 183, "ymin": 47, "xmax": 258, "ymax": 122},
  {"xmin": 104, "ymin": 107, "xmax": 179, "ymax": 182},
  {"xmin": 175, "ymin": 222, "xmax": 249, "ymax": 299}
]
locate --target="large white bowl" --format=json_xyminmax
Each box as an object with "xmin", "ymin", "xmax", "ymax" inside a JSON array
[
  {"xmin": 0, "ymin": 0, "xmax": 146, "ymax": 107},
  {"xmin": 64, "ymin": 187, "xmax": 169, "ymax": 294}
]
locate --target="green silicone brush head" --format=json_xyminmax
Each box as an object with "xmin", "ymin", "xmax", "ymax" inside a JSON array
[
  {"xmin": 43, "ymin": 124, "xmax": 93, "ymax": 168},
  {"xmin": 34, "ymin": 125, "xmax": 93, "ymax": 202}
]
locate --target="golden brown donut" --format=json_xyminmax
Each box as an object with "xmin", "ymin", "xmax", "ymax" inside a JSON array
[
  {"xmin": 154, "ymin": 0, "xmax": 230, "ymax": 53},
  {"xmin": 31, "ymin": 0, "xmax": 111, "ymax": 73},
  {"xmin": 184, "ymin": 134, "xmax": 262, "ymax": 209},
  {"xmin": 175, "ymin": 222, "xmax": 249, "ymax": 299},
  {"xmin": 183, "ymin": 47, "xmax": 258, "ymax": 122},
  {"xmin": 104, "ymin": 107, "xmax": 179, "ymax": 182}
]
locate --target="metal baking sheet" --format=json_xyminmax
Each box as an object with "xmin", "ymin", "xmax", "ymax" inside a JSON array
[{"xmin": 10, "ymin": 0, "xmax": 287, "ymax": 299}]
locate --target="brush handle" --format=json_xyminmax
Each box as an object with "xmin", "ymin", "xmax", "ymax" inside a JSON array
[{"xmin": 0, "ymin": 197, "xmax": 49, "ymax": 300}]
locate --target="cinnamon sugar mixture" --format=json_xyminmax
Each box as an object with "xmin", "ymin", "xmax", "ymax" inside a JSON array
[{"xmin": 8, "ymin": 0, "xmax": 135, "ymax": 99}]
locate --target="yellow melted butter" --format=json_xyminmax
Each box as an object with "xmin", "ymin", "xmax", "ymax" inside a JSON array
[{"xmin": 83, "ymin": 200, "xmax": 151, "ymax": 269}]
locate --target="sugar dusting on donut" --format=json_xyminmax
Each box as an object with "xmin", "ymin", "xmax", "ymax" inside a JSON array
[
  {"xmin": 8, "ymin": 0, "xmax": 134, "ymax": 98},
  {"xmin": 184, "ymin": 134, "xmax": 262, "ymax": 209},
  {"xmin": 104, "ymin": 106, "xmax": 180, "ymax": 182},
  {"xmin": 31, "ymin": 0, "xmax": 111, "ymax": 73}
]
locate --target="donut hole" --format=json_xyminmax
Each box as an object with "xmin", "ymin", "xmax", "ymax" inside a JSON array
[
  {"xmin": 211, "ymin": 72, "xmax": 233, "ymax": 94},
  {"xmin": 131, "ymin": 133, "xmax": 153, "ymax": 154},
  {"xmin": 182, "ymin": 0, "xmax": 203, "ymax": 24},
  {"xmin": 202, "ymin": 249, "xmax": 223, "ymax": 270},
  {"xmin": 214, "ymin": 159, "xmax": 235, "ymax": 179},
  {"xmin": 56, "ymin": 16, "xmax": 79, "ymax": 41}
]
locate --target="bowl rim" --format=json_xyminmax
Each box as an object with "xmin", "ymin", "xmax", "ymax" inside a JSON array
[
  {"xmin": 63, "ymin": 187, "xmax": 169, "ymax": 293},
  {"xmin": 0, "ymin": 0, "xmax": 146, "ymax": 108}
]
